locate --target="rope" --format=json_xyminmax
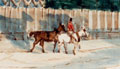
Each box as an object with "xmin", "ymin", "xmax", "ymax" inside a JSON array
[
  {"xmin": 23, "ymin": 0, "xmax": 32, "ymax": 6},
  {"xmin": 32, "ymin": 0, "xmax": 39, "ymax": 6},
  {"xmin": 2, "ymin": 0, "xmax": 9, "ymax": 6},
  {"xmin": 11, "ymin": 0, "xmax": 21, "ymax": 7}
]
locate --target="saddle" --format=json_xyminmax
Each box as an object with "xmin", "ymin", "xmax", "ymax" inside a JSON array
[{"xmin": 67, "ymin": 31, "xmax": 77, "ymax": 43}]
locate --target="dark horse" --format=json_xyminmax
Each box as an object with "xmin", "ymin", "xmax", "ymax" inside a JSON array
[{"xmin": 29, "ymin": 23, "xmax": 66, "ymax": 53}]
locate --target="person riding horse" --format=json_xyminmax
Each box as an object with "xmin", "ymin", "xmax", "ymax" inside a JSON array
[{"xmin": 67, "ymin": 17, "xmax": 76, "ymax": 43}]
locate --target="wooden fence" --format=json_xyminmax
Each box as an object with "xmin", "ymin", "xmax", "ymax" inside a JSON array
[{"xmin": 0, "ymin": 7, "xmax": 120, "ymax": 40}]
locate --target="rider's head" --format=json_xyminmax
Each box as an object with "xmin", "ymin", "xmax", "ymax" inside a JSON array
[{"xmin": 69, "ymin": 18, "xmax": 72, "ymax": 22}]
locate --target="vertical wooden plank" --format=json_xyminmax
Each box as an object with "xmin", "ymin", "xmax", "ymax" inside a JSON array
[
  {"xmin": 83, "ymin": 10, "xmax": 89, "ymax": 29},
  {"xmin": 39, "ymin": 8, "xmax": 48, "ymax": 31},
  {"xmin": 72, "ymin": 10, "xmax": 78, "ymax": 31},
  {"xmin": 15, "ymin": 8, "xmax": 21, "ymax": 32},
  {"xmin": 0, "ymin": 7, "xmax": 2, "ymax": 33},
  {"xmin": 75, "ymin": 10, "xmax": 81, "ymax": 17},
  {"xmin": 119, "ymin": 12, "xmax": 120, "ymax": 30},
  {"xmin": 37, "ymin": 8, "xmax": 48, "ymax": 31},
  {"xmin": 6, "ymin": 7, "xmax": 12, "ymax": 32},
  {"xmin": 56, "ymin": 9, "xmax": 62, "ymax": 23},
  {"xmin": 10, "ymin": 8, "xmax": 13, "ymax": 33},
  {"xmin": 18, "ymin": 7, "xmax": 23, "ymax": 32},
  {"xmin": 100, "ymin": 11, "xmax": 105, "ymax": 31},
  {"xmin": 97, "ymin": 11, "xmax": 101, "ymax": 31},
  {"xmin": 64, "ymin": 9, "xmax": 70, "ymax": 23},
  {"xmin": 34, "ymin": 8, "xmax": 38, "ymax": 31},
  {"xmin": 61, "ymin": 9, "xmax": 64, "ymax": 24},
  {"xmin": 114, "ymin": 12, "xmax": 119, "ymax": 30},
  {"xmin": 105, "ymin": 11, "xmax": 107, "ymax": 31},
  {"xmin": 21, "ymin": 8, "xmax": 27, "ymax": 32},
  {"xmin": 112, "ymin": 12, "xmax": 115, "ymax": 31},
  {"xmin": 0, "ymin": 7, "xmax": 1, "ymax": 33},
  {"xmin": 26, "ymin": 8, "xmax": 30, "ymax": 32},
  {"xmin": 37, "ymin": 8, "xmax": 42, "ymax": 30},
  {"xmin": 10, "ymin": 8, "xmax": 17, "ymax": 33},
  {"xmin": 48, "ymin": 9, "xmax": 55, "ymax": 30},
  {"xmin": 92, "ymin": 11, "xmax": 97, "ymax": 30},
  {"xmin": 44, "ymin": 9, "xmax": 48, "ymax": 31},
  {"xmin": 13, "ymin": 8, "xmax": 23, "ymax": 40},
  {"xmin": 54, "ymin": 9, "xmax": 57, "ymax": 28},
  {"xmin": 81, "ymin": 9, "xmax": 85, "ymax": 26},
  {"xmin": 89, "ymin": 10, "xmax": 93, "ymax": 31},
  {"xmin": 107, "ymin": 11, "xmax": 112, "ymax": 31},
  {"xmin": 27, "ymin": 8, "xmax": 35, "ymax": 32},
  {"xmin": 48, "ymin": 8, "xmax": 51, "ymax": 30},
  {"xmin": 82, "ymin": 10, "xmax": 85, "ymax": 26},
  {"xmin": 0, "ymin": 7, "xmax": 6, "ymax": 33},
  {"xmin": 70, "ymin": 10, "xmax": 75, "ymax": 17},
  {"xmin": 15, "ymin": 8, "xmax": 19, "ymax": 32},
  {"xmin": 63, "ymin": 10, "xmax": 70, "ymax": 30},
  {"xmin": 41, "ymin": 8, "xmax": 44, "ymax": 19},
  {"xmin": 73, "ymin": 10, "xmax": 76, "ymax": 31}
]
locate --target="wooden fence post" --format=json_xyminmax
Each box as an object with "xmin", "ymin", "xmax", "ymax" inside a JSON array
[
  {"xmin": 119, "ymin": 12, "xmax": 120, "ymax": 30},
  {"xmin": 89, "ymin": 10, "xmax": 93, "ymax": 31},
  {"xmin": 34, "ymin": 8, "xmax": 38, "ymax": 31},
  {"xmin": 105, "ymin": 11, "xmax": 107, "ymax": 31},
  {"xmin": 97, "ymin": 11, "xmax": 101, "ymax": 31},
  {"xmin": 112, "ymin": 12, "xmax": 115, "ymax": 31}
]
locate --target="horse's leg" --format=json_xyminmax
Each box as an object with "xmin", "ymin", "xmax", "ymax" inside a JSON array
[
  {"xmin": 63, "ymin": 42, "xmax": 68, "ymax": 54},
  {"xmin": 53, "ymin": 41, "xmax": 57, "ymax": 53},
  {"xmin": 30, "ymin": 40, "xmax": 39, "ymax": 52},
  {"xmin": 73, "ymin": 43, "xmax": 77, "ymax": 55},
  {"xmin": 58, "ymin": 42, "xmax": 62, "ymax": 53},
  {"xmin": 78, "ymin": 42, "xmax": 81, "ymax": 49},
  {"xmin": 40, "ymin": 40, "xmax": 45, "ymax": 53}
]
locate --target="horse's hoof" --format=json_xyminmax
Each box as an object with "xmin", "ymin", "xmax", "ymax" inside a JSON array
[
  {"xmin": 79, "ymin": 46, "xmax": 81, "ymax": 49},
  {"xmin": 28, "ymin": 50, "xmax": 33, "ymax": 52},
  {"xmin": 42, "ymin": 51, "xmax": 45, "ymax": 53},
  {"xmin": 73, "ymin": 50, "xmax": 76, "ymax": 55},
  {"xmin": 58, "ymin": 50, "xmax": 60, "ymax": 53},
  {"xmin": 65, "ymin": 51, "xmax": 68, "ymax": 54},
  {"xmin": 53, "ymin": 50, "xmax": 55, "ymax": 53}
]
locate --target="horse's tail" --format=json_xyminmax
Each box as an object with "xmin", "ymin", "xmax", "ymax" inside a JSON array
[{"xmin": 29, "ymin": 32, "xmax": 35, "ymax": 38}]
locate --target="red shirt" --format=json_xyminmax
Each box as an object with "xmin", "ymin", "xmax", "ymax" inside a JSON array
[{"xmin": 68, "ymin": 21, "xmax": 74, "ymax": 31}]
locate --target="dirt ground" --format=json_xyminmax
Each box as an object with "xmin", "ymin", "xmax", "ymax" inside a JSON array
[{"xmin": 0, "ymin": 38, "xmax": 120, "ymax": 69}]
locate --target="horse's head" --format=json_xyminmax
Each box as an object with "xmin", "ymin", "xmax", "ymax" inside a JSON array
[
  {"xmin": 53, "ymin": 27, "xmax": 59, "ymax": 33},
  {"xmin": 78, "ymin": 26, "xmax": 89, "ymax": 37},
  {"xmin": 57, "ymin": 23, "xmax": 66, "ymax": 32}
]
